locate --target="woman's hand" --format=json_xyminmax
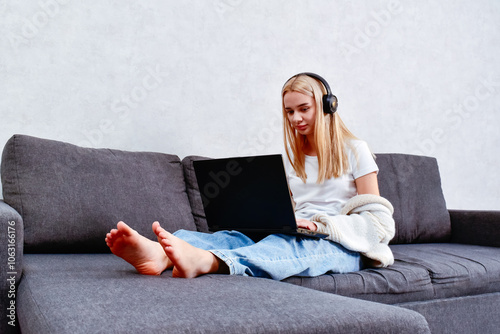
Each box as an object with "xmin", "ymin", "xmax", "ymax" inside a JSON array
[{"xmin": 296, "ymin": 219, "xmax": 317, "ymax": 231}]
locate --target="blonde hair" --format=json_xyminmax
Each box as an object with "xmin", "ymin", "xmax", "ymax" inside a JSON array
[{"xmin": 282, "ymin": 74, "xmax": 357, "ymax": 183}]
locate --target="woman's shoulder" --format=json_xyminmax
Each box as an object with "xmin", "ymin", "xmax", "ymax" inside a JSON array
[
  {"xmin": 345, "ymin": 138, "xmax": 378, "ymax": 177},
  {"xmin": 346, "ymin": 138, "xmax": 372, "ymax": 154}
]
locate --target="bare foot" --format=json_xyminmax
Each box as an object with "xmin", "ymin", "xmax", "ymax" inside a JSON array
[
  {"xmin": 105, "ymin": 221, "xmax": 171, "ymax": 275},
  {"xmin": 152, "ymin": 223, "xmax": 224, "ymax": 278}
]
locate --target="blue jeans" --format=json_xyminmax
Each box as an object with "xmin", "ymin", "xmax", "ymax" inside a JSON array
[{"xmin": 173, "ymin": 230, "xmax": 362, "ymax": 280}]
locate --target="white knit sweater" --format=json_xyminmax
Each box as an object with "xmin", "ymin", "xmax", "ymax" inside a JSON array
[{"xmin": 311, "ymin": 194, "xmax": 396, "ymax": 268}]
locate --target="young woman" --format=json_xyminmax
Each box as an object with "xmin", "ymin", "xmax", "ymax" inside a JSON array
[{"xmin": 105, "ymin": 73, "xmax": 394, "ymax": 280}]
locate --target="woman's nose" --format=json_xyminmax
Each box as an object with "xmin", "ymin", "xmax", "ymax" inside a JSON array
[{"xmin": 293, "ymin": 113, "xmax": 302, "ymax": 123}]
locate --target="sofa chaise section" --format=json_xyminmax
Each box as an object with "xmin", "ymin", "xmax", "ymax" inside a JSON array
[{"xmin": 17, "ymin": 253, "xmax": 430, "ymax": 334}]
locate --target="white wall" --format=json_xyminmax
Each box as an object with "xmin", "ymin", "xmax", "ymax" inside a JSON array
[{"xmin": 1, "ymin": 0, "xmax": 499, "ymax": 209}]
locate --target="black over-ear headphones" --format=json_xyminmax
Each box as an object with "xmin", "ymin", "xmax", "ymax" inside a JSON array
[{"xmin": 286, "ymin": 72, "xmax": 338, "ymax": 114}]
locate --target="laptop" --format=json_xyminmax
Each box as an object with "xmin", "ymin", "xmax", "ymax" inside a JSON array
[{"xmin": 193, "ymin": 154, "xmax": 329, "ymax": 239}]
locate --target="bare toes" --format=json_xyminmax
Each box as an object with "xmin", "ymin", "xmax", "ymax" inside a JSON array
[{"xmin": 105, "ymin": 221, "xmax": 170, "ymax": 276}]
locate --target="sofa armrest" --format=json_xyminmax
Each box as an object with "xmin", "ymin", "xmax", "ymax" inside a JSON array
[
  {"xmin": 0, "ymin": 200, "xmax": 23, "ymax": 333},
  {"xmin": 450, "ymin": 209, "xmax": 500, "ymax": 247}
]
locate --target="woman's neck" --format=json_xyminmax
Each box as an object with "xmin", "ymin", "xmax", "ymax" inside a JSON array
[{"xmin": 302, "ymin": 136, "xmax": 317, "ymax": 156}]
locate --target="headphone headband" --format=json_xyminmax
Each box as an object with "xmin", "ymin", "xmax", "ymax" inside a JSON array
[{"xmin": 284, "ymin": 72, "xmax": 338, "ymax": 114}]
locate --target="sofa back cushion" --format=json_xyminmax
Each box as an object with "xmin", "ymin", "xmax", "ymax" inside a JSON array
[
  {"xmin": 1, "ymin": 135, "xmax": 197, "ymax": 253},
  {"xmin": 181, "ymin": 155, "xmax": 210, "ymax": 233},
  {"xmin": 375, "ymin": 153, "xmax": 451, "ymax": 244}
]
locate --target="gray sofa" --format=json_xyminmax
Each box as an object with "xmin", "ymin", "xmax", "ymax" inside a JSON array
[{"xmin": 1, "ymin": 134, "xmax": 499, "ymax": 334}]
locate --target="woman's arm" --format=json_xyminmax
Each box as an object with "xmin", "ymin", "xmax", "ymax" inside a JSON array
[{"xmin": 355, "ymin": 172, "xmax": 380, "ymax": 196}]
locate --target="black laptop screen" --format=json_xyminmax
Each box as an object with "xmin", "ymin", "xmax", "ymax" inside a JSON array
[{"xmin": 193, "ymin": 155, "xmax": 297, "ymax": 231}]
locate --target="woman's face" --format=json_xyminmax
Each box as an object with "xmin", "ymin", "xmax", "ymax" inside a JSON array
[{"xmin": 283, "ymin": 91, "xmax": 317, "ymax": 137}]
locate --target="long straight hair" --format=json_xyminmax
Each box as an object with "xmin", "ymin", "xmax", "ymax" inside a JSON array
[{"xmin": 282, "ymin": 74, "xmax": 358, "ymax": 183}]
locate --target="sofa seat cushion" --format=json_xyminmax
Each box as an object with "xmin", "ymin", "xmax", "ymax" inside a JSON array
[
  {"xmin": 18, "ymin": 254, "xmax": 431, "ymax": 334},
  {"xmin": 391, "ymin": 243, "xmax": 500, "ymax": 299},
  {"xmin": 284, "ymin": 259, "xmax": 434, "ymax": 304},
  {"xmin": 284, "ymin": 243, "xmax": 500, "ymax": 304},
  {"xmin": 1, "ymin": 135, "xmax": 197, "ymax": 253}
]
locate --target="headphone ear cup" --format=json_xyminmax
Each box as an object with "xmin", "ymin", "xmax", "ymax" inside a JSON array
[{"xmin": 323, "ymin": 94, "xmax": 338, "ymax": 114}]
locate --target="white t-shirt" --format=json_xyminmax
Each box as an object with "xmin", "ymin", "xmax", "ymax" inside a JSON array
[{"xmin": 284, "ymin": 140, "xmax": 378, "ymax": 219}]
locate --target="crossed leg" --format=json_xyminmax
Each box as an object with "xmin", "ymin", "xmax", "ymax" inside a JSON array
[{"xmin": 105, "ymin": 221, "xmax": 228, "ymax": 278}]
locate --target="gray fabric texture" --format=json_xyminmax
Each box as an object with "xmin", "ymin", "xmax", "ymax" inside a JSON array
[
  {"xmin": 18, "ymin": 254, "xmax": 430, "ymax": 334},
  {"xmin": 0, "ymin": 201, "xmax": 23, "ymax": 334},
  {"xmin": 284, "ymin": 243, "xmax": 500, "ymax": 303},
  {"xmin": 283, "ymin": 258, "xmax": 434, "ymax": 304},
  {"xmin": 398, "ymin": 292, "xmax": 500, "ymax": 334},
  {"xmin": 181, "ymin": 155, "xmax": 210, "ymax": 232},
  {"xmin": 450, "ymin": 209, "xmax": 500, "ymax": 247},
  {"xmin": 375, "ymin": 153, "xmax": 451, "ymax": 244},
  {"xmin": 1, "ymin": 135, "xmax": 197, "ymax": 253},
  {"xmin": 391, "ymin": 243, "xmax": 500, "ymax": 299}
]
